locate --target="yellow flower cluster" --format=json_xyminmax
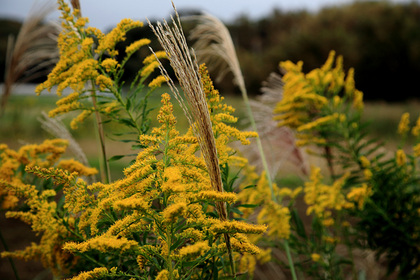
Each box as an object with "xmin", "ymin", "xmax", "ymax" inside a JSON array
[
  {"xmin": 0, "ymin": 139, "xmax": 71, "ymax": 210},
  {"xmin": 398, "ymin": 112, "xmax": 411, "ymax": 135},
  {"xmin": 35, "ymin": 1, "xmax": 159, "ymax": 130},
  {"xmin": 347, "ymin": 183, "xmax": 372, "ymax": 210},
  {"xmin": 304, "ymin": 167, "xmax": 354, "ymax": 226},
  {"xmin": 274, "ymin": 51, "xmax": 363, "ymax": 147},
  {"xmin": 56, "ymin": 91, "xmax": 265, "ymax": 278},
  {"xmin": 199, "ymin": 64, "xmax": 258, "ymax": 164},
  {"xmin": 0, "ymin": 138, "xmax": 98, "ymax": 277},
  {"xmin": 96, "ymin": 18, "xmax": 143, "ymax": 56}
]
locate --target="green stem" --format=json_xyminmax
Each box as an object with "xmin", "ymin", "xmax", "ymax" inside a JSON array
[
  {"xmin": 238, "ymin": 83, "xmax": 276, "ymax": 202},
  {"xmin": 284, "ymin": 239, "xmax": 298, "ymax": 280},
  {"xmin": 238, "ymin": 81, "xmax": 298, "ymax": 280},
  {"xmin": 90, "ymin": 80, "xmax": 111, "ymax": 183},
  {"xmin": 166, "ymin": 227, "xmax": 174, "ymax": 280},
  {"xmin": 224, "ymin": 233, "xmax": 236, "ymax": 279},
  {"xmin": 0, "ymin": 227, "xmax": 20, "ymax": 280}
]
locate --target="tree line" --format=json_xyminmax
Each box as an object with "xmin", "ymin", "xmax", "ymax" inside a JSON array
[{"xmin": 1, "ymin": 1, "xmax": 420, "ymax": 101}]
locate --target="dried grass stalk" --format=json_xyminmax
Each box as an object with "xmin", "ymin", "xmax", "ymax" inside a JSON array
[
  {"xmin": 148, "ymin": 4, "xmax": 226, "ymax": 218},
  {"xmin": 189, "ymin": 13, "xmax": 246, "ymax": 92},
  {"xmin": 1, "ymin": 0, "xmax": 59, "ymax": 113},
  {"xmin": 148, "ymin": 2, "xmax": 235, "ymax": 275}
]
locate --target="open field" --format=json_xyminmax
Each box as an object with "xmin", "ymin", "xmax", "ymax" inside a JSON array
[
  {"xmin": 1, "ymin": 87, "xmax": 419, "ymax": 178},
  {"xmin": 1, "ymin": 85, "xmax": 419, "ymax": 280}
]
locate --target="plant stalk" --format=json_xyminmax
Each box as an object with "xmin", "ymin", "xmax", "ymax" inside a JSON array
[
  {"xmin": 238, "ymin": 82, "xmax": 298, "ymax": 280},
  {"xmin": 0, "ymin": 227, "xmax": 20, "ymax": 280},
  {"xmin": 90, "ymin": 80, "xmax": 111, "ymax": 183}
]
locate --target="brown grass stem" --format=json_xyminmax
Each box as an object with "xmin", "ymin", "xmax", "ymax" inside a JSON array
[
  {"xmin": 188, "ymin": 14, "xmax": 277, "ymax": 202},
  {"xmin": 90, "ymin": 80, "xmax": 111, "ymax": 184},
  {"xmin": 148, "ymin": 1, "xmax": 235, "ymax": 277},
  {"xmin": 189, "ymin": 13, "xmax": 299, "ymax": 279}
]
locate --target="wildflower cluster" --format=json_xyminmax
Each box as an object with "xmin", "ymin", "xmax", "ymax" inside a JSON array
[
  {"xmin": 2, "ymin": 64, "xmax": 267, "ymax": 279},
  {"xmin": 36, "ymin": 0, "xmax": 166, "ymax": 137},
  {"xmin": 0, "ymin": 140, "xmax": 97, "ymax": 277},
  {"xmin": 274, "ymin": 51, "xmax": 362, "ymax": 148},
  {"xmin": 274, "ymin": 51, "xmax": 420, "ymax": 278}
]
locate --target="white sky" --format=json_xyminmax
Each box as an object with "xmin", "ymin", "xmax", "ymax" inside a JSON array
[{"xmin": 0, "ymin": 0, "xmax": 415, "ymax": 31}]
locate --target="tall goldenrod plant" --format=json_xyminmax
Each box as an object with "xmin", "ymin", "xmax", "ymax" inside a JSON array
[
  {"xmin": 273, "ymin": 51, "xmax": 420, "ymax": 279},
  {"xmin": 1, "ymin": 1, "xmax": 268, "ymax": 279}
]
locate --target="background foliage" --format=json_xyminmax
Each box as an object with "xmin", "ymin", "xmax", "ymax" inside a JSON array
[{"xmin": 2, "ymin": 1, "xmax": 420, "ymax": 101}]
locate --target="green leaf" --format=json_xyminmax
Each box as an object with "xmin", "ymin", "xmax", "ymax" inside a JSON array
[
  {"xmin": 291, "ymin": 208, "xmax": 307, "ymax": 239},
  {"xmin": 237, "ymin": 204, "xmax": 259, "ymax": 208},
  {"xmin": 108, "ymin": 155, "xmax": 125, "ymax": 162},
  {"xmin": 244, "ymin": 184, "xmax": 256, "ymax": 190},
  {"xmin": 118, "ymin": 118, "xmax": 136, "ymax": 128}
]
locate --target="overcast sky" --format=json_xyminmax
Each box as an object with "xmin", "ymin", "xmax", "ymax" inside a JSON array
[{"xmin": 0, "ymin": 0, "xmax": 415, "ymax": 31}]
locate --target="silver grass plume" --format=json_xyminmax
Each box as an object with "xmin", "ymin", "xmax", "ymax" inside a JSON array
[
  {"xmin": 188, "ymin": 13, "xmax": 277, "ymax": 201},
  {"xmin": 1, "ymin": 0, "xmax": 59, "ymax": 113},
  {"xmin": 188, "ymin": 13, "xmax": 246, "ymax": 92},
  {"xmin": 148, "ymin": 3, "xmax": 225, "ymax": 217},
  {"xmin": 241, "ymin": 72, "xmax": 309, "ymax": 178},
  {"xmin": 148, "ymin": 1, "xmax": 235, "ymax": 275},
  {"xmin": 189, "ymin": 14, "xmax": 299, "ymax": 277}
]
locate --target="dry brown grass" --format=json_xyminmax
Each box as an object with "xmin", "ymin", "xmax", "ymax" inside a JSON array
[{"xmin": 1, "ymin": 0, "xmax": 59, "ymax": 114}]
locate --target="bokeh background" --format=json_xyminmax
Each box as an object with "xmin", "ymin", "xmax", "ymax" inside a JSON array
[{"xmin": 1, "ymin": 0, "xmax": 419, "ymax": 279}]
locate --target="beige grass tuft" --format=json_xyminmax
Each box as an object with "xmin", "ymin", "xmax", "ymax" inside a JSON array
[
  {"xmin": 1, "ymin": 0, "xmax": 59, "ymax": 113},
  {"xmin": 241, "ymin": 72, "xmax": 309, "ymax": 178},
  {"xmin": 189, "ymin": 13, "xmax": 246, "ymax": 93}
]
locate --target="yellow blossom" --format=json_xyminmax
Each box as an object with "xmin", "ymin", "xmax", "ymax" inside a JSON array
[
  {"xmin": 155, "ymin": 270, "xmax": 169, "ymax": 280},
  {"xmin": 148, "ymin": 75, "xmax": 167, "ymax": 88},
  {"xmin": 100, "ymin": 58, "xmax": 119, "ymax": 72},
  {"xmin": 141, "ymin": 61, "xmax": 159, "ymax": 77},
  {"xmin": 359, "ymin": 156, "xmax": 370, "ymax": 168},
  {"xmin": 363, "ymin": 168, "xmax": 373, "ymax": 180},
  {"xmin": 143, "ymin": 51, "xmax": 167, "ymax": 65},
  {"xmin": 96, "ymin": 74, "xmax": 113, "ymax": 91},
  {"xmin": 70, "ymin": 110, "xmax": 92, "ymax": 129},
  {"xmin": 398, "ymin": 112, "xmax": 410, "ymax": 135},
  {"xmin": 347, "ymin": 183, "xmax": 372, "ymax": 210},
  {"xmin": 311, "ymin": 253, "xmax": 321, "ymax": 262},
  {"xmin": 196, "ymin": 190, "xmax": 237, "ymax": 204},
  {"xmin": 396, "ymin": 149, "xmax": 406, "ymax": 167},
  {"xmin": 70, "ymin": 267, "xmax": 109, "ymax": 280},
  {"xmin": 125, "ymin": 38, "xmax": 150, "ymax": 55},
  {"xmin": 412, "ymin": 115, "xmax": 420, "ymax": 137},
  {"xmin": 162, "ymin": 202, "xmax": 187, "ymax": 223},
  {"xmin": 178, "ymin": 241, "xmax": 210, "ymax": 258},
  {"xmin": 210, "ymin": 220, "xmax": 267, "ymax": 235},
  {"xmin": 353, "ymin": 90, "xmax": 364, "ymax": 110},
  {"xmin": 57, "ymin": 159, "xmax": 97, "ymax": 176},
  {"xmin": 96, "ymin": 18, "xmax": 143, "ymax": 55},
  {"xmin": 414, "ymin": 143, "xmax": 420, "ymax": 157},
  {"xmin": 257, "ymin": 201, "xmax": 290, "ymax": 239}
]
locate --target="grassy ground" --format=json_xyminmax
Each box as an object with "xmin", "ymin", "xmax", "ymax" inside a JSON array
[
  {"xmin": 0, "ymin": 89, "xmax": 419, "ymax": 279},
  {"xmin": 1, "ymin": 91, "xmax": 419, "ymax": 178}
]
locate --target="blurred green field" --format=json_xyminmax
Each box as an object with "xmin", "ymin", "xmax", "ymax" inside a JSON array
[
  {"xmin": 1, "ymin": 89, "xmax": 419, "ymax": 181},
  {"xmin": 0, "ymin": 87, "xmax": 247, "ymax": 179}
]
